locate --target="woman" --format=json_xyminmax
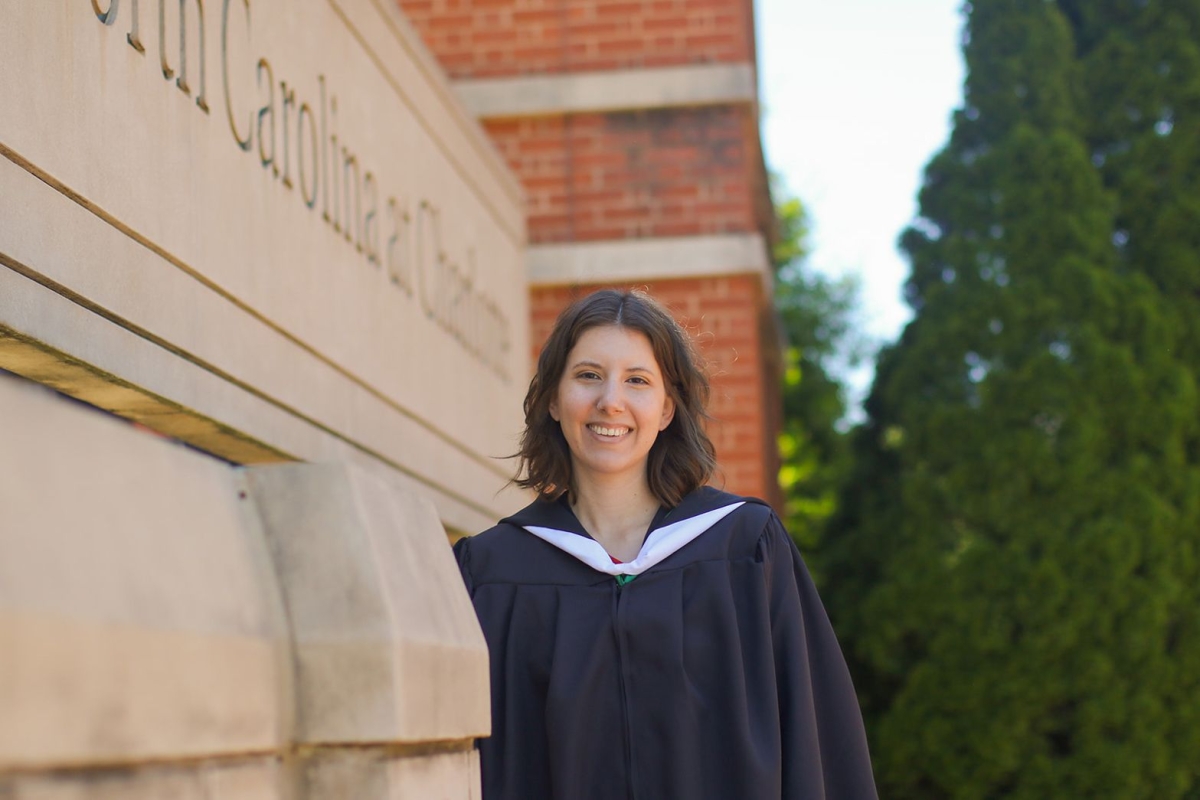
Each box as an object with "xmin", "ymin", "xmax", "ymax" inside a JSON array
[{"xmin": 454, "ymin": 289, "xmax": 878, "ymax": 799}]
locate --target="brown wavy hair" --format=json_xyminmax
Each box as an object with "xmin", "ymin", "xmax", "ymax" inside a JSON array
[{"xmin": 514, "ymin": 289, "xmax": 716, "ymax": 507}]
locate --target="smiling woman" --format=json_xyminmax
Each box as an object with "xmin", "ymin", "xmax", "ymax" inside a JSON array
[
  {"xmin": 548, "ymin": 325, "xmax": 676, "ymax": 551},
  {"xmin": 452, "ymin": 289, "xmax": 879, "ymax": 800},
  {"xmin": 516, "ymin": 289, "xmax": 716, "ymax": 510}
]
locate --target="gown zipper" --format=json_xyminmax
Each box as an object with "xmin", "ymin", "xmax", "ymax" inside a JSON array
[{"xmin": 613, "ymin": 580, "xmax": 636, "ymax": 800}]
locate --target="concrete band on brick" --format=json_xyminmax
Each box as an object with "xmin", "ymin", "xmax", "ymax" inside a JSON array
[
  {"xmin": 527, "ymin": 233, "xmax": 772, "ymax": 287},
  {"xmin": 453, "ymin": 63, "xmax": 757, "ymax": 118}
]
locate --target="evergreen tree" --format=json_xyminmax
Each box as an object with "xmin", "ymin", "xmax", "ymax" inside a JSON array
[
  {"xmin": 771, "ymin": 194, "xmax": 865, "ymax": 553},
  {"xmin": 819, "ymin": 1, "xmax": 1200, "ymax": 796},
  {"xmin": 1063, "ymin": 2, "xmax": 1200, "ymax": 791}
]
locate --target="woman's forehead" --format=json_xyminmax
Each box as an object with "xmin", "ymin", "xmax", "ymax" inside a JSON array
[{"xmin": 566, "ymin": 325, "xmax": 660, "ymax": 369}]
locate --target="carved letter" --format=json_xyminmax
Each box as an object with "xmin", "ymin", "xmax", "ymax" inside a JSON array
[
  {"xmin": 222, "ymin": 0, "xmax": 251, "ymax": 151},
  {"xmin": 160, "ymin": 0, "xmax": 209, "ymax": 112},
  {"xmin": 363, "ymin": 172, "xmax": 380, "ymax": 265},
  {"xmin": 297, "ymin": 102, "xmax": 319, "ymax": 208},
  {"xmin": 414, "ymin": 201, "xmax": 435, "ymax": 317},
  {"xmin": 319, "ymin": 75, "xmax": 331, "ymax": 224},
  {"xmin": 127, "ymin": 0, "xmax": 145, "ymax": 51},
  {"xmin": 279, "ymin": 80, "xmax": 295, "ymax": 189},
  {"xmin": 480, "ymin": 300, "xmax": 495, "ymax": 369},
  {"xmin": 482, "ymin": 298, "xmax": 510, "ymax": 380},
  {"xmin": 458, "ymin": 249, "xmax": 479, "ymax": 355},
  {"xmin": 386, "ymin": 197, "xmax": 412, "ymax": 294},
  {"xmin": 415, "ymin": 201, "xmax": 448, "ymax": 322},
  {"xmin": 498, "ymin": 309, "xmax": 511, "ymax": 379},
  {"xmin": 446, "ymin": 257, "xmax": 466, "ymax": 341},
  {"xmin": 328, "ymin": 95, "xmax": 340, "ymax": 233},
  {"xmin": 385, "ymin": 199, "xmax": 400, "ymax": 280},
  {"xmin": 92, "ymin": 0, "xmax": 118, "ymax": 25},
  {"xmin": 158, "ymin": 1, "xmax": 175, "ymax": 80},
  {"xmin": 342, "ymin": 149, "xmax": 361, "ymax": 249},
  {"xmin": 256, "ymin": 60, "xmax": 276, "ymax": 174}
]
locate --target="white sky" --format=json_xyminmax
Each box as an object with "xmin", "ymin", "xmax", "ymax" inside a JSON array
[{"xmin": 756, "ymin": 0, "xmax": 966, "ymax": 400}]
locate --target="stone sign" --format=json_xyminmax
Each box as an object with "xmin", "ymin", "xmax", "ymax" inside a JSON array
[{"xmin": 0, "ymin": 0, "xmax": 529, "ymax": 531}]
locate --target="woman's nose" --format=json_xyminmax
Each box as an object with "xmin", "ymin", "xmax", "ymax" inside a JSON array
[{"xmin": 596, "ymin": 380, "xmax": 624, "ymax": 411}]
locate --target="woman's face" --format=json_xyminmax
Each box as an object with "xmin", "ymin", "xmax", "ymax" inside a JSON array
[{"xmin": 549, "ymin": 325, "xmax": 676, "ymax": 489}]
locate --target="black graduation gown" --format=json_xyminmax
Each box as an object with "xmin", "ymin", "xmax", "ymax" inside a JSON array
[{"xmin": 453, "ymin": 486, "xmax": 878, "ymax": 800}]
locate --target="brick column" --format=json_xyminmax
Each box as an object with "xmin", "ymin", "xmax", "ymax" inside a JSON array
[{"xmin": 399, "ymin": 0, "xmax": 782, "ymax": 507}]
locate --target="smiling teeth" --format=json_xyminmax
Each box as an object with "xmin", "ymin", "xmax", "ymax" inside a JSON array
[{"xmin": 589, "ymin": 425, "xmax": 628, "ymax": 437}]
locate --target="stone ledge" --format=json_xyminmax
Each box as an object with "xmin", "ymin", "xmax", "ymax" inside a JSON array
[
  {"xmin": 528, "ymin": 233, "xmax": 772, "ymax": 287},
  {"xmin": 454, "ymin": 63, "xmax": 756, "ymax": 118},
  {"xmin": 0, "ymin": 755, "xmax": 284, "ymax": 800}
]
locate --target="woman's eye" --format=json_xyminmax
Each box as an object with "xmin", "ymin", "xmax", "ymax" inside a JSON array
[
  {"xmin": 628, "ymin": 375, "xmax": 649, "ymax": 385},
  {"xmin": 577, "ymin": 370, "xmax": 600, "ymax": 380}
]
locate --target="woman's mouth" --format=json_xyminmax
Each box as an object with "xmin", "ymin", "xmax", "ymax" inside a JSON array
[{"xmin": 588, "ymin": 424, "xmax": 630, "ymax": 438}]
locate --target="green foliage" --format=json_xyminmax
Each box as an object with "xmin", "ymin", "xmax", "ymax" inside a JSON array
[
  {"xmin": 771, "ymin": 194, "xmax": 865, "ymax": 553},
  {"xmin": 820, "ymin": 1, "xmax": 1200, "ymax": 796}
]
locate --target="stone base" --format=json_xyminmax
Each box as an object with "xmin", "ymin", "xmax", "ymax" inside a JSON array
[
  {"xmin": 0, "ymin": 374, "xmax": 489, "ymax": 798},
  {"xmin": 301, "ymin": 748, "xmax": 481, "ymax": 800},
  {"xmin": 0, "ymin": 757, "xmax": 284, "ymax": 800}
]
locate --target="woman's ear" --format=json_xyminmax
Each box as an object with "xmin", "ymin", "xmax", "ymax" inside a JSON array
[
  {"xmin": 659, "ymin": 395, "xmax": 676, "ymax": 431},
  {"xmin": 548, "ymin": 395, "xmax": 560, "ymax": 422}
]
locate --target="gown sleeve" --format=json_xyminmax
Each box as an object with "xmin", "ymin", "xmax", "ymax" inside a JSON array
[
  {"xmin": 761, "ymin": 512, "xmax": 879, "ymax": 799},
  {"xmin": 452, "ymin": 535, "xmax": 474, "ymax": 596}
]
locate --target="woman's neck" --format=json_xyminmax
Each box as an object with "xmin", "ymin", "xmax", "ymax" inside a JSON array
[{"xmin": 570, "ymin": 474, "xmax": 661, "ymax": 563}]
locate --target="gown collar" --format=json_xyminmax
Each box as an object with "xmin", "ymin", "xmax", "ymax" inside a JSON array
[{"xmin": 502, "ymin": 487, "xmax": 751, "ymax": 577}]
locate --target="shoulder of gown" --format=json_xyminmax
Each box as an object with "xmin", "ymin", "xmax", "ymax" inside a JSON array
[{"xmin": 458, "ymin": 486, "xmax": 781, "ymax": 585}]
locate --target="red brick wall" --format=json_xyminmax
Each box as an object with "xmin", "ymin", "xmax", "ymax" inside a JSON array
[
  {"xmin": 395, "ymin": 0, "xmax": 781, "ymax": 509},
  {"xmin": 531, "ymin": 276, "xmax": 781, "ymax": 505},
  {"xmin": 398, "ymin": 0, "xmax": 755, "ymax": 79},
  {"xmin": 484, "ymin": 106, "xmax": 757, "ymax": 244}
]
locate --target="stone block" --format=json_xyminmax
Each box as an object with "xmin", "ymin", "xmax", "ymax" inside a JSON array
[
  {"xmin": 243, "ymin": 462, "xmax": 490, "ymax": 745},
  {"xmin": 0, "ymin": 375, "xmax": 292, "ymax": 770}
]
